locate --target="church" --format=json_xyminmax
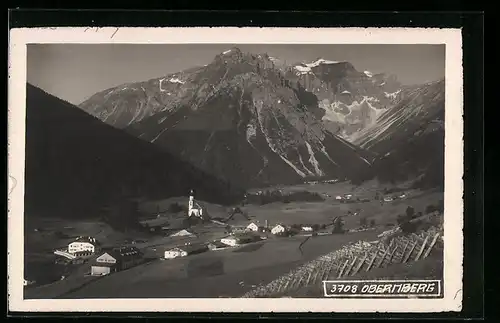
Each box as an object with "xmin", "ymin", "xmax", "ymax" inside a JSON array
[{"xmin": 187, "ymin": 189, "xmax": 207, "ymax": 219}]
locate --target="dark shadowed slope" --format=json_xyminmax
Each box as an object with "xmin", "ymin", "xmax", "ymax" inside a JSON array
[
  {"xmin": 24, "ymin": 84, "xmax": 244, "ymax": 220},
  {"xmin": 350, "ymin": 79, "xmax": 445, "ymax": 188}
]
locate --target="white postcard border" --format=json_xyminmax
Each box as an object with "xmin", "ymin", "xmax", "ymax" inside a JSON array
[{"xmin": 8, "ymin": 27, "xmax": 463, "ymax": 313}]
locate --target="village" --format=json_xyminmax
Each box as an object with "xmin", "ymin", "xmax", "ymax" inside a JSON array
[
  {"xmin": 41, "ymin": 188, "xmax": 345, "ymax": 281},
  {"xmin": 24, "ymin": 180, "xmax": 444, "ymax": 298}
]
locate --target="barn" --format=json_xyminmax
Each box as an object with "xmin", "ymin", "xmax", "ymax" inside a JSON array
[{"xmin": 91, "ymin": 246, "xmax": 142, "ymax": 276}]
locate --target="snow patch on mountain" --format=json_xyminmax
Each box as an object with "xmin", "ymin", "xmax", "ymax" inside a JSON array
[
  {"xmin": 306, "ymin": 58, "xmax": 342, "ymax": 67},
  {"xmin": 159, "ymin": 79, "xmax": 167, "ymax": 92},
  {"xmin": 169, "ymin": 77, "xmax": 185, "ymax": 85},
  {"xmin": 364, "ymin": 71, "xmax": 373, "ymax": 78},
  {"xmin": 222, "ymin": 49, "xmax": 232, "ymax": 54},
  {"xmin": 384, "ymin": 89, "xmax": 401, "ymax": 100},
  {"xmin": 294, "ymin": 65, "xmax": 312, "ymax": 74},
  {"xmin": 278, "ymin": 154, "xmax": 307, "ymax": 177},
  {"xmin": 294, "ymin": 58, "xmax": 344, "ymax": 75},
  {"xmin": 305, "ymin": 141, "xmax": 324, "ymax": 176},
  {"xmin": 246, "ymin": 123, "xmax": 257, "ymax": 142},
  {"xmin": 319, "ymin": 144, "xmax": 339, "ymax": 166},
  {"xmin": 297, "ymin": 150, "xmax": 315, "ymax": 176}
]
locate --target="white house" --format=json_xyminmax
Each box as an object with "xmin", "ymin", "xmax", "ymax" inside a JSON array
[
  {"xmin": 221, "ymin": 236, "xmax": 239, "ymax": 247},
  {"xmin": 164, "ymin": 247, "xmax": 188, "ymax": 259},
  {"xmin": 221, "ymin": 233, "xmax": 261, "ymax": 246},
  {"xmin": 383, "ymin": 196, "xmax": 394, "ymax": 202},
  {"xmin": 271, "ymin": 224, "xmax": 287, "ymax": 235},
  {"xmin": 164, "ymin": 244, "xmax": 208, "ymax": 259},
  {"xmin": 344, "ymin": 194, "xmax": 353, "ymax": 200},
  {"xmin": 246, "ymin": 222, "xmax": 259, "ymax": 232},
  {"xmin": 335, "ymin": 195, "xmax": 343, "ymax": 200},
  {"xmin": 301, "ymin": 226, "xmax": 314, "ymax": 232},
  {"xmin": 68, "ymin": 236, "xmax": 100, "ymax": 255}
]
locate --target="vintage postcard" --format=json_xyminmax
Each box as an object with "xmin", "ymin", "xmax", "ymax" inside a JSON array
[{"xmin": 8, "ymin": 27, "xmax": 463, "ymax": 313}]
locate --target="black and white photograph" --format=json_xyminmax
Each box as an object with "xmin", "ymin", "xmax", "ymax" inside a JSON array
[{"xmin": 8, "ymin": 27, "xmax": 463, "ymax": 312}]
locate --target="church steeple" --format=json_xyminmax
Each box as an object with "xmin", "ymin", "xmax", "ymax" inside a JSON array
[{"xmin": 188, "ymin": 189, "xmax": 194, "ymax": 214}]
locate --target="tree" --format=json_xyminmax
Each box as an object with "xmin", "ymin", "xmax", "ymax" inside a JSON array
[
  {"xmin": 374, "ymin": 192, "xmax": 380, "ymax": 200},
  {"xmin": 332, "ymin": 218, "xmax": 345, "ymax": 234},
  {"xmin": 320, "ymin": 224, "xmax": 327, "ymax": 230},
  {"xmin": 369, "ymin": 219, "xmax": 376, "ymax": 227},
  {"xmin": 359, "ymin": 217, "xmax": 368, "ymax": 228},
  {"xmin": 405, "ymin": 206, "xmax": 415, "ymax": 219},
  {"xmin": 312, "ymin": 224, "xmax": 320, "ymax": 231}
]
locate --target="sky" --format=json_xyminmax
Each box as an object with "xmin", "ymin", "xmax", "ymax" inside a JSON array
[{"xmin": 27, "ymin": 44, "xmax": 445, "ymax": 106}]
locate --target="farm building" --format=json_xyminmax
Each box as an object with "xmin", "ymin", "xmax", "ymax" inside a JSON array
[
  {"xmin": 170, "ymin": 229, "xmax": 195, "ymax": 237},
  {"xmin": 164, "ymin": 247, "xmax": 188, "ymax": 259},
  {"xmin": 301, "ymin": 226, "xmax": 314, "ymax": 232},
  {"xmin": 220, "ymin": 236, "xmax": 239, "ymax": 247},
  {"xmin": 271, "ymin": 224, "xmax": 287, "ymax": 235},
  {"xmin": 383, "ymin": 196, "xmax": 394, "ymax": 202},
  {"xmin": 246, "ymin": 222, "xmax": 259, "ymax": 232},
  {"xmin": 68, "ymin": 236, "xmax": 100, "ymax": 255},
  {"xmin": 221, "ymin": 233, "xmax": 261, "ymax": 247},
  {"xmin": 164, "ymin": 244, "xmax": 208, "ymax": 259},
  {"xmin": 91, "ymin": 246, "xmax": 142, "ymax": 276},
  {"xmin": 207, "ymin": 240, "xmax": 228, "ymax": 250}
]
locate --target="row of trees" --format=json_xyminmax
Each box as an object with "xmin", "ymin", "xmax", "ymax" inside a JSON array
[
  {"xmin": 246, "ymin": 190, "xmax": 324, "ymax": 205},
  {"xmin": 396, "ymin": 200, "xmax": 444, "ymax": 234}
]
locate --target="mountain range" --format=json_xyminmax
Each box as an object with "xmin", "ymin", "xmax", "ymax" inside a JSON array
[
  {"xmin": 27, "ymin": 46, "xmax": 445, "ymax": 213},
  {"xmin": 351, "ymin": 79, "xmax": 445, "ymax": 188},
  {"xmin": 80, "ymin": 48, "xmax": 376, "ymax": 188}
]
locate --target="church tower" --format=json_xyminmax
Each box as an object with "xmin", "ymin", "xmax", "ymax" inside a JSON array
[{"xmin": 188, "ymin": 189, "xmax": 194, "ymax": 216}]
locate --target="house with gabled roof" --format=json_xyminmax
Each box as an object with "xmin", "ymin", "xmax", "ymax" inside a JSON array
[
  {"xmin": 164, "ymin": 243, "xmax": 208, "ymax": 259},
  {"xmin": 68, "ymin": 236, "xmax": 100, "ymax": 255},
  {"xmin": 90, "ymin": 246, "xmax": 142, "ymax": 276},
  {"xmin": 271, "ymin": 224, "xmax": 287, "ymax": 235}
]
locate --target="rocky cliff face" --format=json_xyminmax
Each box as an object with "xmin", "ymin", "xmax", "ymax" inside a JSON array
[
  {"xmin": 76, "ymin": 47, "xmax": 443, "ymax": 189},
  {"xmin": 350, "ymin": 79, "xmax": 445, "ymax": 188},
  {"xmin": 272, "ymin": 57, "xmax": 403, "ymax": 138},
  {"xmin": 123, "ymin": 48, "xmax": 372, "ymax": 188}
]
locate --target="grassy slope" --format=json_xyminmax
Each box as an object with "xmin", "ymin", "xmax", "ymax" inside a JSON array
[{"xmin": 25, "ymin": 181, "xmax": 443, "ymax": 299}]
